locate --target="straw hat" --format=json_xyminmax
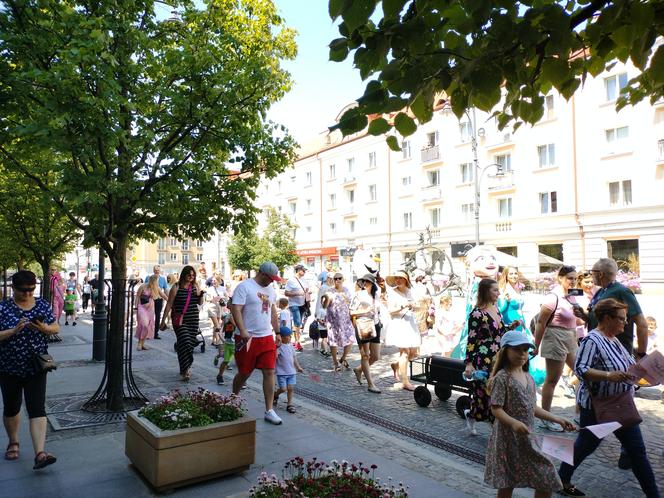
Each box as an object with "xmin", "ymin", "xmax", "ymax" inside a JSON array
[{"xmin": 385, "ymin": 269, "xmax": 411, "ymax": 288}]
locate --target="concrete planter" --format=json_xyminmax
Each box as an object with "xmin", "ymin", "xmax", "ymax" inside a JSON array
[{"xmin": 125, "ymin": 410, "xmax": 256, "ymax": 492}]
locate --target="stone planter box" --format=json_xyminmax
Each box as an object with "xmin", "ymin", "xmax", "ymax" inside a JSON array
[{"xmin": 125, "ymin": 410, "xmax": 256, "ymax": 492}]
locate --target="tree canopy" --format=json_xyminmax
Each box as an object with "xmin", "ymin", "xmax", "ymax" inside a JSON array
[
  {"xmin": 227, "ymin": 207, "xmax": 298, "ymax": 273},
  {"xmin": 328, "ymin": 0, "xmax": 664, "ymax": 145},
  {"xmin": 0, "ymin": 0, "xmax": 297, "ymax": 409}
]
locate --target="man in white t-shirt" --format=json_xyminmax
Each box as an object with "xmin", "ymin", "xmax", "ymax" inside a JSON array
[
  {"xmin": 284, "ymin": 264, "xmax": 310, "ymax": 351},
  {"xmin": 230, "ymin": 261, "xmax": 283, "ymax": 425}
]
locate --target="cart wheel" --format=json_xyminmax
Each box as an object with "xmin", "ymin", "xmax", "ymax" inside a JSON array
[
  {"xmin": 414, "ymin": 386, "xmax": 432, "ymax": 407},
  {"xmin": 200, "ymin": 343, "xmax": 206, "ymax": 353},
  {"xmin": 434, "ymin": 384, "xmax": 453, "ymax": 401},
  {"xmin": 455, "ymin": 395, "xmax": 471, "ymax": 419}
]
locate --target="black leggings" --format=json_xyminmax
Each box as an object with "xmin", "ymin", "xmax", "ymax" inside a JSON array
[{"xmin": 0, "ymin": 372, "xmax": 47, "ymax": 418}]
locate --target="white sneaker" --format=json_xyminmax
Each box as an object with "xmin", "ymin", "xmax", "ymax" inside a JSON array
[
  {"xmin": 464, "ymin": 409, "xmax": 477, "ymax": 436},
  {"xmin": 264, "ymin": 409, "xmax": 282, "ymax": 425}
]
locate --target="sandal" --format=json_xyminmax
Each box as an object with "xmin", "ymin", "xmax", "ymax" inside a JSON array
[
  {"xmin": 560, "ymin": 485, "xmax": 586, "ymax": 497},
  {"xmin": 353, "ymin": 368, "xmax": 363, "ymax": 385},
  {"xmin": 286, "ymin": 405, "xmax": 296, "ymax": 414},
  {"xmin": 341, "ymin": 359, "xmax": 350, "ymax": 370},
  {"xmin": 5, "ymin": 442, "xmax": 19, "ymax": 461},
  {"xmin": 33, "ymin": 451, "xmax": 56, "ymax": 470}
]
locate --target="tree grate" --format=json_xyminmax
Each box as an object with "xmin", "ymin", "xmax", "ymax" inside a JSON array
[{"xmin": 294, "ymin": 386, "xmax": 486, "ymax": 465}]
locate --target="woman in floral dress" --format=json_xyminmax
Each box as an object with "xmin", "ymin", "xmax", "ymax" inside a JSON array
[
  {"xmin": 463, "ymin": 278, "xmax": 520, "ymax": 434},
  {"xmin": 322, "ymin": 273, "xmax": 355, "ymax": 372}
]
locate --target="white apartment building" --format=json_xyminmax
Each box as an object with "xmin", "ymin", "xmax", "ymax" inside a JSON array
[{"xmin": 255, "ymin": 60, "xmax": 664, "ymax": 292}]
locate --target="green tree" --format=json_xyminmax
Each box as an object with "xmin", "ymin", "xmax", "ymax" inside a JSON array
[
  {"xmin": 0, "ymin": 168, "xmax": 79, "ymax": 300},
  {"xmin": 227, "ymin": 207, "xmax": 298, "ymax": 273},
  {"xmin": 328, "ymin": 0, "xmax": 664, "ymax": 143},
  {"xmin": 0, "ymin": 0, "xmax": 296, "ymax": 409}
]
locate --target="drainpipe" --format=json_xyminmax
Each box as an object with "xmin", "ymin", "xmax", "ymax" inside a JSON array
[
  {"xmin": 318, "ymin": 153, "xmax": 324, "ymax": 271},
  {"xmin": 571, "ymin": 94, "xmax": 586, "ymax": 268},
  {"xmin": 387, "ymin": 138, "xmax": 393, "ymax": 274}
]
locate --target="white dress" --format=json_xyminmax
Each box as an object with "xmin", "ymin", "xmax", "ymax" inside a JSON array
[{"xmin": 385, "ymin": 288, "xmax": 421, "ymax": 348}]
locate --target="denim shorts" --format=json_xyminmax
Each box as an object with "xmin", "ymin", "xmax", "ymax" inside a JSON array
[
  {"xmin": 289, "ymin": 306, "xmax": 302, "ymax": 327},
  {"xmin": 277, "ymin": 374, "xmax": 297, "ymax": 389}
]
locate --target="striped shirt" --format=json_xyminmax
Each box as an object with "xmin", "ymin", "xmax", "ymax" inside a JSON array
[{"xmin": 575, "ymin": 329, "xmax": 635, "ymax": 410}]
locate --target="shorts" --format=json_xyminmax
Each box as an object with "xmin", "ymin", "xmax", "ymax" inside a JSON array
[
  {"xmin": 289, "ymin": 306, "xmax": 302, "ymax": 328},
  {"xmin": 222, "ymin": 342, "xmax": 235, "ymax": 363},
  {"xmin": 356, "ymin": 322, "xmax": 382, "ymax": 345},
  {"xmin": 276, "ymin": 374, "xmax": 297, "ymax": 389},
  {"xmin": 318, "ymin": 328, "xmax": 328, "ymax": 339},
  {"xmin": 540, "ymin": 326, "xmax": 578, "ymax": 361},
  {"xmin": 235, "ymin": 335, "xmax": 276, "ymax": 375},
  {"xmin": 65, "ymin": 309, "xmax": 74, "ymax": 316}
]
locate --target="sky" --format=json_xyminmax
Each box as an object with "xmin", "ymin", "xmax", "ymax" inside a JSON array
[{"xmin": 268, "ymin": 1, "xmax": 368, "ymax": 144}]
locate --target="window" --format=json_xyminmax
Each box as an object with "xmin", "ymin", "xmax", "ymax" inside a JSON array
[
  {"xmin": 181, "ymin": 240, "xmax": 189, "ymax": 250},
  {"xmin": 182, "ymin": 253, "xmax": 189, "ymax": 265},
  {"xmin": 170, "ymin": 238, "xmax": 178, "ymax": 247},
  {"xmin": 346, "ymin": 189, "xmax": 355, "ymax": 204},
  {"xmin": 607, "ymin": 239, "xmax": 639, "ymax": 272},
  {"xmin": 425, "ymin": 131, "xmax": 439, "ymax": 147},
  {"xmin": 495, "ymin": 153, "xmax": 512, "ymax": 172},
  {"xmin": 605, "ymin": 126, "xmax": 629, "ymax": 143},
  {"xmin": 609, "ymin": 180, "xmax": 632, "ymax": 206},
  {"xmin": 347, "ymin": 157, "xmax": 355, "ymax": 173},
  {"xmin": 460, "ymin": 162, "xmax": 474, "ymax": 183},
  {"xmin": 329, "ymin": 193, "xmax": 336, "ymax": 209},
  {"xmin": 498, "ymin": 198, "xmax": 513, "ymax": 218},
  {"xmin": 305, "ymin": 171, "xmax": 312, "ymax": 186},
  {"xmin": 328, "ymin": 164, "xmax": 336, "ymax": 179},
  {"xmin": 401, "ymin": 176, "xmax": 412, "ymax": 186},
  {"xmin": 368, "ymin": 184, "xmax": 377, "ymax": 201},
  {"xmin": 537, "ymin": 144, "xmax": 556, "ymax": 168},
  {"xmin": 430, "ymin": 207, "xmax": 442, "ymax": 228},
  {"xmin": 196, "ymin": 240, "xmax": 203, "ymax": 248},
  {"xmin": 196, "ymin": 253, "xmax": 203, "ymax": 262},
  {"xmin": 544, "ymin": 94, "xmax": 555, "ymax": 119},
  {"xmin": 605, "ymin": 72, "xmax": 628, "ymax": 102},
  {"xmin": 348, "ymin": 220, "xmax": 356, "ymax": 233},
  {"xmin": 539, "ymin": 243, "xmax": 564, "ymax": 272},
  {"xmin": 170, "ymin": 253, "xmax": 177, "ymax": 262},
  {"xmin": 539, "ymin": 191, "xmax": 558, "ymax": 214},
  {"xmin": 158, "ymin": 253, "xmax": 165, "ymax": 265},
  {"xmin": 305, "ymin": 199, "xmax": 312, "ymax": 212},
  {"xmin": 402, "ymin": 140, "xmax": 411, "ymax": 159},
  {"xmin": 426, "ymin": 170, "xmax": 440, "ymax": 187},
  {"xmin": 288, "ymin": 201, "xmax": 297, "ymax": 215},
  {"xmin": 329, "ymin": 222, "xmax": 337, "ymax": 234},
  {"xmin": 659, "ymin": 139, "xmax": 664, "ymax": 160},
  {"xmin": 368, "ymin": 151, "xmax": 376, "ymax": 168},
  {"xmin": 369, "ymin": 217, "xmax": 378, "ymax": 225},
  {"xmin": 403, "ymin": 212, "xmax": 413, "ymax": 230},
  {"xmin": 158, "ymin": 238, "xmax": 166, "ymax": 250},
  {"xmin": 461, "ymin": 203, "xmax": 475, "ymax": 222},
  {"xmin": 459, "ymin": 122, "xmax": 472, "ymax": 142}
]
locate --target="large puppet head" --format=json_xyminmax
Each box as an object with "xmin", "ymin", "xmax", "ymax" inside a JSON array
[
  {"xmin": 351, "ymin": 247, "xmax": 380, "ymax": 279},
  {"xmin": 465, "ymin": 245, "xmax": 498, "ymax": 279}
]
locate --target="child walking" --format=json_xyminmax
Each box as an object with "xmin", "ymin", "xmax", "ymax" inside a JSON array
[
  {"xmin": 215, "ymin": 311, "xmax": 236, "ymax": 385},
  {"xmin": 64, "ymin": 288, "xmax": 77, "ymax": 326},
  {"xmin": 278, "ymin": 297, "xmax": 292, "ymax": 330},
  {"xmin": 484, "ymin": 330, "xmax": 576, "ymax": 498},
  {"xmin": 274, "ymin": 327, "xmax": 303, "ymax": 414}
]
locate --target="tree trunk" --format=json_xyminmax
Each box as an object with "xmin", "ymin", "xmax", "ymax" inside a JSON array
[
  {"xmin": 40, "ymin": 259, "xmax": 51, "ymax": 302},
  {"xmin": 106, "ymin": 237, "xmax": 128, "ymax": 411}
]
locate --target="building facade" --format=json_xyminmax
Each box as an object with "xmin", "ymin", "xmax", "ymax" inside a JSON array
[{"xmin": 255, "ymin": 60, "xmax": 664, "ymax": 292}]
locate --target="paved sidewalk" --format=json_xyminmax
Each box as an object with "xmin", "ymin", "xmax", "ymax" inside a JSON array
[{"xmin": 0, "ymin": 315, "xmax": 472, "ymax": 498}]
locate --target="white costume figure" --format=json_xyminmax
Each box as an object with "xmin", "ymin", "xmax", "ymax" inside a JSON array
[{"xmin": 351, "ymin": 248, "xmax": 380, "ymax": 280}]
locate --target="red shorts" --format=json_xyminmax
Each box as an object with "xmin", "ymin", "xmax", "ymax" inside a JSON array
[{"xmin": 235, "ymin": 335, "xmax": 276, "ymax": 375}]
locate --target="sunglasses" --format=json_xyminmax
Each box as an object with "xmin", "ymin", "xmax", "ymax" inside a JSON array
[
  {"xmin": 334, "ymin": 277, "xmax": 343, "ymax": 281},
  {"xmin": 14, "ymin": 286, "xmax": 36, "ymax": 293}
]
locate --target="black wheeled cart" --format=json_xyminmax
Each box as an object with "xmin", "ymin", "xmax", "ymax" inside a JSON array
[{"xmin": 409, "ymin": 354, "xmax": 473, "ymax": 418}]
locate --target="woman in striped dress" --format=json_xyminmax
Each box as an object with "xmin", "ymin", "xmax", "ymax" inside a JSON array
[{"xmin": 160, "ymin": 266, "xmax": 205, "ymax": 381}]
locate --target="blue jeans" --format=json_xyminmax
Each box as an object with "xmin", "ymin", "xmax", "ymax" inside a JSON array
[
  {"xmin": 289, "ymin": 306, "xmax": 302, "ymax": 328},
  {"xmin": 559, "ymin": 406, "xmax": 660, "ymax": 498}
]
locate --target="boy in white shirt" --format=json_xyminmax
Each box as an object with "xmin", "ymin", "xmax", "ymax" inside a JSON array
[
  {"xmin": 273, "ymin": 327, "xmax": 303, "ymax": 414},
  {"xmin": 278, "ymin": 297, "xmax": 292, "ymax": 330}
]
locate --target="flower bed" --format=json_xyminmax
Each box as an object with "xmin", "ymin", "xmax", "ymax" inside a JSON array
[
  {"xmin": 616, "ymin": 270, "xmax": 641, "ymax": 294},
  {"xmin": 138, "ymin": 388, "xmax": 244, "ymax": 430},
  {"xmin": 249, "ymin": 457, "xmax": 408, "ymax": 497}
]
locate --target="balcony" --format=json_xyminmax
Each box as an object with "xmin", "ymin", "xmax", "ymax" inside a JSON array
[
  {"xmin": 657, "ymin": 139, "xmax": 664, "ymax": 163},
  {"xmin": 421, "ymin": 185, "xmax": 442, "ymax": 202},
  {"xmin": 420, "ymin": 145, "xmax": 440, "ymax": 163},
  {"xmin": 495, "ymin": 222, "xmax": 512, "ymax": 232},
  {"xmin": 487, "ymin": 170, "xmax": 516, "ymax": 194},
  {"xmin": 343, "ymin": 204, "xmax": 356, "ymax": 216},
  {"xmin": 342, "ymin": 175, "xmax": 357, "ymax": 186}
]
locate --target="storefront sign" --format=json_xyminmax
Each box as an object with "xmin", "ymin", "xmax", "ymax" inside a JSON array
[
  {"xmin": 450, "ymin": 242, "xmax": 482, "ymax": 258},
  {"xmin": 339, "ymin": 247, "xmax": 356, "ymax": 257},
  {"xmin": 296, "ymin": 247, "xmax": 337, "ymax": 257}
]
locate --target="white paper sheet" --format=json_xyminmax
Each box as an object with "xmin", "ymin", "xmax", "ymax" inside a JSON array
[
  {"xmin": 628, "ymin": 350, "xmax": 664, "ymax": 386},
  {"xmin": 541, "ymin": 435, "xmax": 575, "ymax": 466},
  {"xmin": 584, "ymin": 421, "xmax": 621, "ymax": 439}
]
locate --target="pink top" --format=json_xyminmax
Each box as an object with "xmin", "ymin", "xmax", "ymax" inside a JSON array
[{"xmin": 542, "ymin": 288, "xmax": 578, "ymax": 329}]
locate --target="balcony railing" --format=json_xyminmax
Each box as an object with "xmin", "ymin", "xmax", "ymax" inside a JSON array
[
  {"xmin": 487, "ymin": 170, "xmax": 515, "ymax": 193},
  {"xmin": 495, "ymin": 222, "xmax": 512, "ymax": 232},
  {"xmin": 657, "ymin": 139, "xmax": 664, "ymax": 161},
  {"xmin": 420, "ymin": 185, "xmax": 442, "ymax": 202},
  {"xmin": 420, "ymin": 145, "xmax": 440, "ymax": 163},
  {"xmin": 344, "ymin": 204, "xmax": 356, "ymax": 216},
  {"xmin": 342, "ymin": 175, "xmax": 357, "ymax": 185}
]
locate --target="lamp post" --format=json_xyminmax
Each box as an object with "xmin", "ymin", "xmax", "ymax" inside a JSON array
[{"xmin": 92, "ymin": 247, "xmax": 107, "ymax": 361}]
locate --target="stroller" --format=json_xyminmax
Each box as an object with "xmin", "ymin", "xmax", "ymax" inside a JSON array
[{"xmin": 173, "ymin": 328, "xmax": 206, "ymax": 354}]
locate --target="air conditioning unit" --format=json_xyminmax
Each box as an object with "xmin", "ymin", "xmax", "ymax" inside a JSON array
[{"xmin": 503, "ymin": 132, "xmax": 511, "ymax": 142}]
